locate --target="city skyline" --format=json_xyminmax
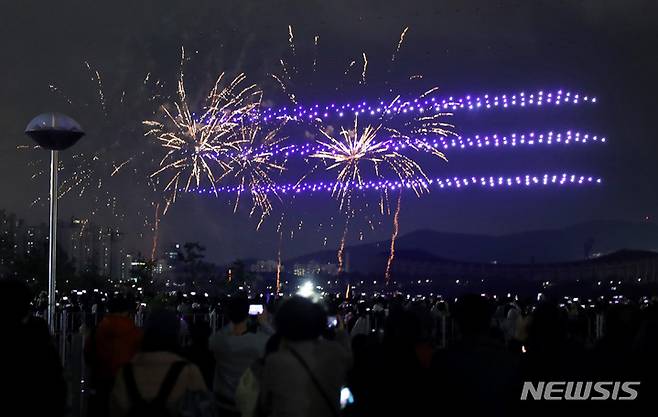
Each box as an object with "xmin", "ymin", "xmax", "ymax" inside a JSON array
[{"xmin": 1, "ymin": 208, "xmax": 133, "ymax": 281}]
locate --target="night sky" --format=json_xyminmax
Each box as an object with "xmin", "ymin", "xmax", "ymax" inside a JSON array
[{"xmin": 1, "ymin": 0, "xmax": 657, "ymax": 264}]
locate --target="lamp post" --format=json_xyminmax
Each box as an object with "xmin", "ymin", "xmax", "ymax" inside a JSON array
[{"xmin": 25, "ymin": 113, "xmax": 84, "ymax": 333}]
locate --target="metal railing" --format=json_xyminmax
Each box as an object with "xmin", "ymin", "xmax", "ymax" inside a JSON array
[
  {"xmin": 45, "ymin": 310, "xmax": 225, "ymax": 417},
  {"xmin": 42, "ymin": 308, "xmax": 605, "ymax": 417}
]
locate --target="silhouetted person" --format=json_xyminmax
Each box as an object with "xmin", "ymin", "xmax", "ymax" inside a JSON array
[
  {"xmin": 523, "ymin": 301, "xmax": 583, "ymax": 379},
  {"xmin": 432, "ymin": 294, "xmax": 519, "ymax": 417},
  {"xmin": 183, "ymin": 319, "xmax": 215, "ymax": 387},
  {"xmin": 235, "ymin": 333, "xmax": 282, "ymax": 417},
  {"xmin": 350, "ymin": 302, "xmax": 370, "ymax": 339},
  {"xmin": 590, "ymin": 304, "xmax": 639, "ymax": 380},
  {"xmin": 209, "ymin": 294, "xmax": 270, "ymax": 415},
  {"xmin": 86, "ymin": 295, "xmax": 142, "ymax": 417},
  {"xmin": 0, "ymin": 280, "xmax": 66, "ymax": 417},
  {"xmin": 360, "ymin": 306, "xmax": 430, "ymax": 417},
  {"xmin": 110, "ymin": 309, "xmax": 207, "ymax": 417},
  {"xmin": 259, "ymin": 296, "xmax": 351, "ymax": 417},
  {"xmin": 631, "ymin": 303, "xmax": 658, "ymax": 411}
]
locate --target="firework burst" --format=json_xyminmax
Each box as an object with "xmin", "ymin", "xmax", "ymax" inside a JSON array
[
  {"xmin": 144, "ymin": 48, "xmax": 262, "ymax": 212},
  {"xmin": 225, "ymin": 119, "xmax": 287, "ymax": 226},
  {"xmin": 309, "ymin": 97, "xmax": 449, "ymax": 212}
]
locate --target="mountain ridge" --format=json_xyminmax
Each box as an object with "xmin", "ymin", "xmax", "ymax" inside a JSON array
[{"xmin": 285, "ymin": 220, "xmax": 658, "ymax": 273}]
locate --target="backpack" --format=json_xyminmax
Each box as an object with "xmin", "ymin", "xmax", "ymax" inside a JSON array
[
  {"xmin": 234, "ymin": 364, "xmax": 261, "ymax": 417},
  {"xmin": 123, "ymin": 361, "xmax": 187, "ymax": 417},
  {"xmin": 177, "ymin": 389, "xmax": 220, "ymax": 417}
]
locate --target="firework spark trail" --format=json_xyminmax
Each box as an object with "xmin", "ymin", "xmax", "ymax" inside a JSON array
[
  {"xmin": 78, "ymin": 219, "xmax": 89, "ymax": 239},
  {"xmin": 111, "ymin": 158, "xmax": 133, "ymax": 176},
  {"xmin": 85, "ymin": 62, "xmax": 107, "ymax": 115},
  {"xmin": 48, "ymin": 84, "xmax": 73, "ymax": 105},
  {"xmin": 344, "ymin": 60, "xmax": 356, "ymax": 76},
  {"xmin": 276, "ymin": 231, "xmax": 283, "ymax": 295},
  {"xmin": 279, "ymin": 59, "xmax": 293, "ymax": 81},
  {"xmin": 361, "ymin": 52, "xmax": 368, "ymax": 84},
  {"xmin": 336, "ymin": 193, "xmax": 354, "ymax": 276},
  {"xmin": 392, "ymin": 27, "xmax": 409, "ymax": 63},
  {"xmin": 312, "ymin": 35, "xmax": 320, "ymax": 75},
  {"xmin": 271, "ymin": 73, "xmax": 298, "ymax": 105},
  {"xmin": 412, "ymin": 113, "xmax": 457, "ymax": 140},
  {"xmin": 285, "ymin": 25, "xmax": 298, "ymax": 77},
  {"xmin": 256, "ymin": 212, "xmax": 268, "ymax": 231},
  {"xmin": 145, "ymin": 47, "xmax": 262, "ymax": 212},
  {"xmin": 151, "ymin": 202, "xmax": 161, "ymax": 262},
  {"xmin": 276, "ymin": 212, "xmax": 285, "ymax": 234},
  {"xmin": 288, "ymin": 25, "xmax": 296, "ymax": 56},
  {"xmin": 57, "ymin": 153, "xmax": 103, "ymax": 198},
  {"xmin": 420, "ymin": 86, "xmax": 439, "ymax": 99},
  {"xmin": 385, "ymin": 191, "xmax": 402, "ymax": 284},
  {"xmin": 337, "ymin": 219, "xmax": 349, "ymax": 275}
]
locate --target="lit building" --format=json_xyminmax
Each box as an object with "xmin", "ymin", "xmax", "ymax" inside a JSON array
[
  {"xmin": 249, "ymin": 259, "xmax": 280, "ymax": 273},
  {"xmin": 61, "ymin": 217, "xmax": 129, "ymax": 278},
  {"xmin": 122, "ymin": 253, "xmax": 134, "ymax": 280},
  {"xmin": 23, "ymin": 224, "xmax": 47, "ymax": 257},
  {"xmin": 292, "ymin": 260, "xmax": 339, "ymax": 277},
  {"xmin": 94, "ymin": 226, "xmax": 113, "ymax": 277},
  {"xmin": 110, "ymin": 229, "xmax": 124, "ymax": 281},
  {"xmin": 63, "ymin": 218, "xmax": 93, "ymax": 273},
  {"xmin": 0, "ymin": 210, "xmax": 22, "ymax": 277}
]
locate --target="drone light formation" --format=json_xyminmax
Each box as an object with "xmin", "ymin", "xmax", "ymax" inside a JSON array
[
  {"xmin": 241, "ymin": 130, "xmax": 604, "ymax": 162},
  {"xmin": 259, "ymin": 89, "xmax": 597, "ymax": 122},
  {"xmin": 187, "ymin": 173, "xmax": 602, "ymax": 195}
]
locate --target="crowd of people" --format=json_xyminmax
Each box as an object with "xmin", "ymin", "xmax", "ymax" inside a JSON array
[{"xmin": 2, "ymin": 278, "xmax": 658, "ymax": 416}]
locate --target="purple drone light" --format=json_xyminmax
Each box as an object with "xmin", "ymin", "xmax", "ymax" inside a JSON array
[
  {"xmin": 185, "ymin": 173, "xmax": 602, "ymax": 196},
  {"xmin": 208, "ymin": 130, "xmax": 605, "ymax": 161},
  {"xmin": 259, "ymin": 89, "xmax": 597, "ymax": 122}
]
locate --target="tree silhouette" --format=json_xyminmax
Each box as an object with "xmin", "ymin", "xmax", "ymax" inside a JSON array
[{"xmin": 177, "ymin": 242, "xmax": 206, "ymax": 287}]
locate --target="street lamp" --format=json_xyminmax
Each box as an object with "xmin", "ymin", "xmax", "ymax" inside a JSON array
[{"xmin": 25, "ymin": 113, "xmax": 84, "ymax": 332}]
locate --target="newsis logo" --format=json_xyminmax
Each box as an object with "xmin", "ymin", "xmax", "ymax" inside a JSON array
[{"xmin": 521, "ymin": 381, "xmax": 640, "ymax": 401}]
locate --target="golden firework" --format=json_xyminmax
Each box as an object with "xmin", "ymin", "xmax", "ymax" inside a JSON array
[{"xmin": 144, "ymin": 48, "xmax": 262, "ymax": 212}]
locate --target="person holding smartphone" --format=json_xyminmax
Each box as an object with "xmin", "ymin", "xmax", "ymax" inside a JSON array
[
  {"xmin": 209, "ymin": 295, "xmax": 271, "ymax": 416},
  {"xmin": 258, "ymin": 296, "xmax": 352, "ymax": 417}
]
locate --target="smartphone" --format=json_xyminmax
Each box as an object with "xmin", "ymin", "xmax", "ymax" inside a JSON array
[
  {"xmin": 249, "ymin": 304, "xmax": 264, "ymax": 315},
  {"xmin": 340, "ymin": 387, "xmax": 354, "ymax": 409},
  {"xmin": 327, "ymin": 315, "xmax": 338, "ymax": 328}
]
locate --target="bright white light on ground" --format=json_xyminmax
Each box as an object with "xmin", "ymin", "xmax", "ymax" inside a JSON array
[{"xmin": 297, "ymin": 281, "xmax": 315, "ymax": 298}]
